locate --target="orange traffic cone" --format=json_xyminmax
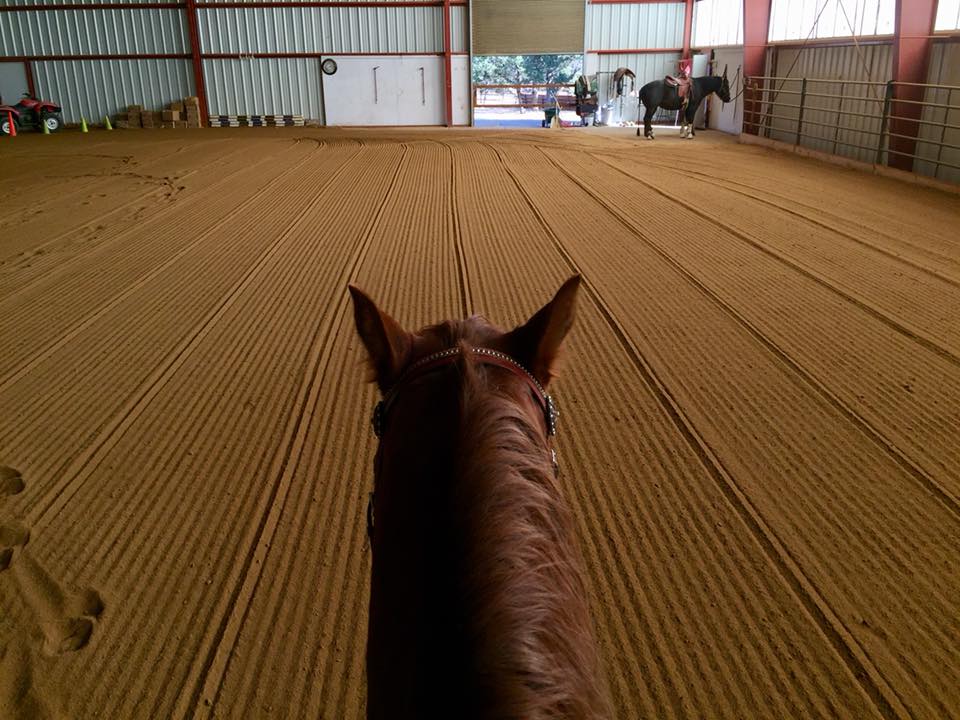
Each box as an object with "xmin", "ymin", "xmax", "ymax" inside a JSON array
[{"xmin": 6, "ymin": 111, "xmax": 15, "ymax": 137}]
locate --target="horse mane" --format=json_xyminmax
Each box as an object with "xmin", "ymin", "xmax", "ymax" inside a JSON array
[{"xmin": 450, "ymin": 340, "xmax": 608, "ymax": 719}]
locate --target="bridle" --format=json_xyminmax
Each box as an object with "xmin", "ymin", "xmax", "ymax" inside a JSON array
[{"xmin": 366, "ymin": 346, "xmax": 561, "ymax": 542}]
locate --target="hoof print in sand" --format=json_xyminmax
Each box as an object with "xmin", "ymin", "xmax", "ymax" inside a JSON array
[
  {"xmin": 0, "ymin": 522, "xmax": 30, "ymax": 571},
  {"xmin": 13, "ymin": 556, "xmax": 106, "ymax": 656},
  {"xmin": 43, "ymin": 617, "xmax": 94, "ymax": 656},
  {"xmin": 43, "ymin": 587, "xmax": 104, "ymax": 655},
  {"xmin": 0, "ymin": 467, "xmax": 24, "ymax": 497}
]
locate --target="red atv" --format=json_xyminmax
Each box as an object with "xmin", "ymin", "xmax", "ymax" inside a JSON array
[{"xmin": 1, "ymin": 93, "xmax": 64, "ymax": 135}]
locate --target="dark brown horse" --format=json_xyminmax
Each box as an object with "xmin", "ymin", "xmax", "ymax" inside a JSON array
[{"xmin": 349, "ymin": 276, "xmax": 609, "ymax": 720}]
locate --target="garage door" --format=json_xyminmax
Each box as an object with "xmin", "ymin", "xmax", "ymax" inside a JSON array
[{"xmin": 473, "ymin": 0, "xmax": 585, "ymax": 55}]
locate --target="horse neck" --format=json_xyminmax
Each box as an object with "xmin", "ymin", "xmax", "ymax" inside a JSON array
[
  {"xmin": 368, "ymin": 359, "xmax": 608, "ymax": 719},
  {"xmin": 698, "ymin": 75, "xmax": 722, "ymax": 95},
  {"xmin": 450, "ymin": 361, "xmax": 608, "ymax": 718}
]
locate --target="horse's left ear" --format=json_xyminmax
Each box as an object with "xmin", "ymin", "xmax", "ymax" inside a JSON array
[
  {"xmin": 506, "ymin": 275, "xmax": 581, "ymax": 387},
  {"xmin": 348, "ymin": 285, "xmax": 412, "ymax": 392},
  {"xmin": 723, "ymin": 64, "xmax": 728, "ymax": 77}
]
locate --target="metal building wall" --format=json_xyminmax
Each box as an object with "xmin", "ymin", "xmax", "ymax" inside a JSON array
[
  {"xmin": 33, "ymin": 59, "xmax": 194, "ymax": 123},
  {"xmin": 915, "ymin": 41, "xmax": 960, "ymax": 184},
  {"xmin": 197, "ymin": 6, "xmax": 443, "ymax": 55},
  {"xmin": 585, "ymin": 2, "xmax": 684, "ymax": 52},
  {"xmin": 450, "ymin": 4, "xmax": 468, "ymax": 54},
  {"xmin": 765, "ymin": 43, "xmax": 892, "ymax": 162},
  {"xmin": 2, "ymin": 7, "xmax": 193, "ymax": 123},
  {"xmin": 0, "ymin": 8, "xmax": 189, "ymax": 55},
  {"xmin": 203, "ymin": 57, "xmax": 323, "ymax": 121}
]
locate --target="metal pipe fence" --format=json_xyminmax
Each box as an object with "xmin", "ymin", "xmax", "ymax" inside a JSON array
[
  {"xmin": 742, "ymin": 75, "xmax": 960, "ymax": 180},
  {"xmin": 473, "ymin": 83, "xmax": 576, "ymax": 110}
]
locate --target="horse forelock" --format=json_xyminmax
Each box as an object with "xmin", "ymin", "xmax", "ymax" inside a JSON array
[{"xmin": 448, "ymin": 346, "xmax": 609, "ymax": 719}]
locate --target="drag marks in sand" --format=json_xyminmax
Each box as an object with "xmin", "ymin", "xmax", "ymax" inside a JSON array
[{"xmin": 0, "ymin": 129, "xmax": 957, "ymax": 719}]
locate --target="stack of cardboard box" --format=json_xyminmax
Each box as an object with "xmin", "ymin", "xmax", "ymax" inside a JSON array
[
  {"xmin": 184, "ymin": 97, "xmax": 202, "ymax": 128},
  {"xmin": 140, "ymin": 110, "xmax": 161, "ymax": 129},
  {"xmin": 113, "ymin": 104, "xmax": 142, "ymax": 129},
  {"xmin": 112, "ymin": 98, "xmax": 203, "ymax": 129}
]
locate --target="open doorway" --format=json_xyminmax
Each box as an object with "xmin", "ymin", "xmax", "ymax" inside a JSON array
[{"xmin": 472, "ymin": 54, "xmax": 583, "ymax": 128}]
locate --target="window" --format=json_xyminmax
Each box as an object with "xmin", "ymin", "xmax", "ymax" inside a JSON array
[
  {"xmin": 768, "ymin": 0, "xmax": 894, "ymax": 42},
  {"xmin": 936, "ymin": 0, "xmax": 960, "ymax": 31},
  {"xmin": 693, "ymin": 0, "xmax": 744, "ymax": 47}
]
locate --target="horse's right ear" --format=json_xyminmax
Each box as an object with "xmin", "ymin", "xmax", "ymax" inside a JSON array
[
  {"xmin": 348, "ymin": 286, "xmax": 412, "ymax": 392},
  {"xmin": 505, "ymin": 275, "xmax": 581, "ymax": 387}
]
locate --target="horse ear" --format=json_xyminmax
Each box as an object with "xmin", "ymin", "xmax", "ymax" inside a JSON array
[
  {"xmin": 506, "ymin": 275, "xmax": 581, "ymax": 387},
  {"xmin": 348, "ymin": 285, "xmax": 412, "ymax": 392},
  {"xmin": 723, "ymin": 64, "xmax": 728, "ymax": 77}
]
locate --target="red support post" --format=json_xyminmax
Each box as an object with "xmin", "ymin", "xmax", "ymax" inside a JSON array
[
  {"xmin": 443, "ymin": 0, "xmax": 453, "ymax": 126},
  {"xmin": 887, "ymin": 0, "xmax": 938, "ymax": 171},
  {"xmin": 742, "ymin": 0, "xmax": 771, "ymax": 135},
  {"xmin": 24, "ymin": 60, "xmax": 36, "ymax": 97},
  {"xmin": 682, "ymin": 0, "xmax": 693, "ymax": 59},
  {"xmin": 185, "ymin": 0, "xmax": 209, "ymax": 127}
]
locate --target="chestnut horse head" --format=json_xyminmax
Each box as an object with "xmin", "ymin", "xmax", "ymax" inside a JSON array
[{"xmin": 349, "ymin": 276, "xmax": 609, "ymax": 720}]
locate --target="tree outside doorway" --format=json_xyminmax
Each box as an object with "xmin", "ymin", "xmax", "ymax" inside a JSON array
[{"xmin": 473, "ymin": 54, "xmax": 582, "ymax": 127}]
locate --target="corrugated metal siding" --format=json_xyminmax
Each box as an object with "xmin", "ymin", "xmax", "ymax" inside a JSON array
[
  {"xmin": 450, "ymin": 4, "xmax": 468, "ymax": 54},
  {"xmin": 594, "ymin": 51, "xmax": 680, "ymax": 85},
  {"xmin": 764, "ymin": 43, "xmax": 891, "ymax": 162},
  {"xmin": 585, "ymin": 3, "xmax": 684, "ymax": 51},
  {"xmin": 203, "ymin": 57, "xmax": 323, "ymax": 121},
  {"xmin": 32, "ymin": 58, "xmax": 193, "ymax": 123},
  {"xmin": 0, "ymin": 9, "xmax": 188, "ymax": 56},
  {"xmin": 692, "ymin": 0, "xmax": 743, "ymax": 48},
  {"xmin": 768, "ymin": 0, "xmax": 894, "ymax": 42},
  {"xmin": 197, "ymin": 6, "xmax": 442, "ymax": 55},
  {"xmin": 915, "ymin": 42, "xmax": 960, "ymax": 183}
]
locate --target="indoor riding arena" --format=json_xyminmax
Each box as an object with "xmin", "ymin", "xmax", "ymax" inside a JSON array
[{"xmin": 1, "ymin": 1, "xmax": 959, "ymax": 719}]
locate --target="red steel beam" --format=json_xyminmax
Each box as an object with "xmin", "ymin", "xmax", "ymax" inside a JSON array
[
  {"xmin": 193, "ymin": 1, "xmax": 463, "ymax": 6},
  {"xmin": 768, "ymin": 35, "xmax": 892, "ymax": 49},
  {"xmin": 0, "ymin": 3, "xmax": 184, "ymax": 10},
  {"xmin": 185, "ymin": 0, "xmax": 209, "ymax": 127},
  {"xmin": 682, "ymin": 0, "xmax": 693, "ymax": 58},
  {"xmin": 3, "ymin": 54, "xmax": 190, "ymax": 61},
  {"xmin": 443, "ymin": 0, "xmax": 453, "ymax": 126},
  {"xmin": 201, "ymin": 52, "xmax": 445, "ymax": 59},
  {"xmin": 742, "ymin": 0, "xmax": 772, "ymax": 135},
  {"xmin": 0, "ymin": 0, "xmax": 468, "ymax": 6},
  {"xmin": 24, "ymin": 60, "xmax": 37, "ymax": 97},
  {"xmin": 588, "ymin": 0, "xmax": 682, "ymax": 4},
  {"xmin": 887, "ymin": 0, "xmax": 938, "ymax": 171},
  {"xmin": 592, "ymin": 47, "xmax": 682, "ymax": 54}
]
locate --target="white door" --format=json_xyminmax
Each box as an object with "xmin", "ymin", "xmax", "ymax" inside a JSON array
[
  {"xmin": 323, "ymin": 57, "xmax": 444, "ymax": 126},
  {"xmin": 708, "ymin": 48, "xmax": 744, "ymax": 134}
]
